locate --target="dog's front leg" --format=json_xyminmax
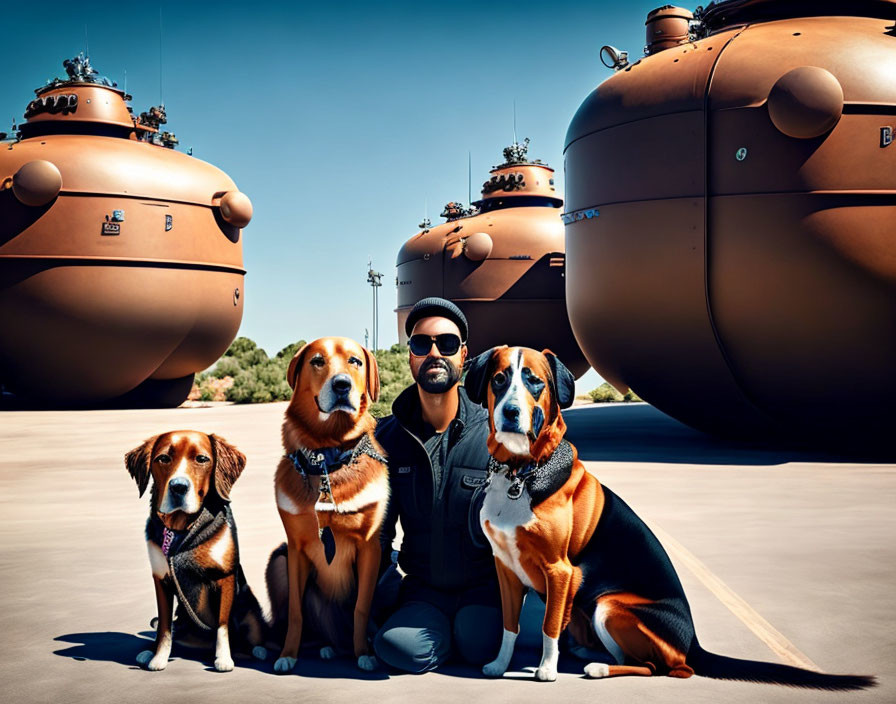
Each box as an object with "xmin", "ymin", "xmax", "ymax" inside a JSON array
[
  {"xmin": 483, "ymin": 558, "xmax": 526, "ymax": 677},
  {"xmin": 274, "ymin": 527, "xmax": 312, "ymax": 674},
  {"xmin": 353, "ymin": 536, "xmax": 380, "ymax": 671},
  {"xmin": 537, "ymin": 560, "xmax": 576, "ymax": 682},
  {"xmin": 213, "ymin": 574, "xmax": 236, "ymax": 672},
  {"xmin": 137, "ymin": 577, "xmax": 174, "ymax": 671}
]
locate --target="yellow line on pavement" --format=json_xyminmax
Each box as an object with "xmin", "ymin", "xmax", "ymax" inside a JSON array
[{"xmin": 647, "ymin": 521, "xmax": 821, "ymax": 672}]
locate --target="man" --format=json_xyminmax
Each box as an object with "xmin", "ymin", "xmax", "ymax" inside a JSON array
[{"xmin": 373, "ymin": 297, "xmax": 502, "ymax": 672}]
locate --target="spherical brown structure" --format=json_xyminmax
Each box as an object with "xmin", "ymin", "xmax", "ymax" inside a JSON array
[
  {"xmin": 0, "ymin": 55, "xmax": 251, "ymax": 406},
  {"xmin": 12, "ymin": 160, "xmax": 63, "ymax": 206},
  {"xmin": 564, "ymin": 1, "xmax": 896, "ymax": 438},
  {"xmin": 396, "ymin": 141, "xmax": 589, "ymax": 377}
]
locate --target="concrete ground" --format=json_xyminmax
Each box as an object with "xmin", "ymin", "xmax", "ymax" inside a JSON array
[{"xmin": 0, "ymin": 401, "xmax": 893, "ymax": 704}]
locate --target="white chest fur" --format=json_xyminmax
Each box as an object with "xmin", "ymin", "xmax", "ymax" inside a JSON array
[{"xmin": 480, "ymin": 473, "xmax": 536, "ymax": 588}]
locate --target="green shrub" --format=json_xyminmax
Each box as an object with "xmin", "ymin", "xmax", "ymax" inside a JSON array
[
  {"xmin": 202, "ymin": 338, "xmax": 415, "ymax": 410},
  {"xmin": 588, "ymin": 382, "xmax": 624, "ymax": 403},
  {"xmin": 196, "ymin": 336, "xmax": 304, "ymax": 404},
  {"xmin": 587, "ymin": 382, "xmax": 642, "ymax": 403},
  {"xmin": 211, "ymin": 356, "xmax": 242, "ymax": 379},
  {"xmin": 370, "ymin": 344, "xmax": 414, "ymax": 418}
]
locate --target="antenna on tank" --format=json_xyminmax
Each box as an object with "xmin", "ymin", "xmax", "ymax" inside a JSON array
[
  {"xmin": 468, "ymin": 151, "xmax": 472, "ymax": 205},
  {"xmin": 418, "ymin": 196, "xmax": 431, "ymax": 230},
  {"xmin": 158, "ymin": 7, "xmax": 164, "ymax": 106},
  {"xmin": 513, "ymin": 99, "xmax": 517, "ymax": 145}
]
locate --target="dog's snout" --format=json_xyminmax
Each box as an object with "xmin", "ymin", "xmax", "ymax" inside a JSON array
[
  {"xmin": 168, "ymin": 477, "xmax": 190, "ymax": 496},
  {"xmin": 331, "ymin": 374, "xmax": 352, "ymax": 395},
  {"xmin": 502, "ymin": 405, "xmax": 521, "ymax": 422}
]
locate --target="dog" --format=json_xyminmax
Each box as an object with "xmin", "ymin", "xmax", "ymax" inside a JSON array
[
  {"xmin": 464, "ymin": 346, "xmax": 875, "ymax": 690},
  {"xmin": 268, "ymin": 337, "xmax": 387, "ymax": 673},
  {"xmin": 125, "ymin": 431, "xmax": 267, "ymax": 671}
]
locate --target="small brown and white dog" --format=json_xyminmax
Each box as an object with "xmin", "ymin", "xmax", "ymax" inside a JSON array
[
  {"xmin": 464, "ymin": 346, "xmax": 874, "ymax": 690},
  {"xmin": 268, "ymin": 337, "xmax": 388, "ymax": 673},
  {"xmin": 125, "ymin": 431, "xmax": 267, "ymax": 672}
]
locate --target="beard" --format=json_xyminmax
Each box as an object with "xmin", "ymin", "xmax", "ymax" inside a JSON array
[{"xmin": 415, "ymin": 356, "xmax": 462, "ymax": 394}]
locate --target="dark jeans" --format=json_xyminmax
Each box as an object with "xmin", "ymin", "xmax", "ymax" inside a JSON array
[{"xmin": 373, "ymin": 572, "xmax": 503, "ymax": 673}]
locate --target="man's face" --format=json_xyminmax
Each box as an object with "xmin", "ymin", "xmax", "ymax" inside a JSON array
[{"xmin": 409, "ymin": 316, "xmax": 467, "ymax": 394}]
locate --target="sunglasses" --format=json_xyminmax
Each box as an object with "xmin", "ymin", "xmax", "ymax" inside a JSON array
[{"xmin": 408, "ymin": 333, "xmax": 463, "ymax": 357}]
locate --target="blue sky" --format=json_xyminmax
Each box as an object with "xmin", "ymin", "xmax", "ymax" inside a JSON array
[{"xmin": 5, "ymin": 0, "xmax": 665, "ymax": 390}]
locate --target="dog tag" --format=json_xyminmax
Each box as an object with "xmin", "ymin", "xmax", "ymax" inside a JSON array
[
  {"xmin": 507, "ymin": 477, "xmax": 524, "ymax": 500},
  {"xmin": 319, "ymin": 526, "xmax": 336, "ymax": 564}
]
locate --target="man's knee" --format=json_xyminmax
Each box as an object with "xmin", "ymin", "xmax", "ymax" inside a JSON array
[
  {"xmin": 373, "ymin": 603, "xmax": 451, "ymax": 673},
  {"xmin": 452, "ymin": 604, "xmax": 503, "ymax": 665}
]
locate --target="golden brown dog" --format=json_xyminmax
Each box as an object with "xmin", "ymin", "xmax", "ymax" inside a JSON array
[
  {"xmin": 125, "ymin": 431, "xmax": 267, "ymax": 672},
  {"xmin": 269, "ymin": 337, "xmax": 387, "ymax": 673},
  {"xmin": 465, "ymin": 346, "xmax": 874, "ymax": 690}
]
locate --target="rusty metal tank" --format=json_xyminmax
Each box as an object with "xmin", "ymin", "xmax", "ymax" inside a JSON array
[
  {"xmin": 565, "ymin": 0, "xmax": 896, "ymax": 439},
  {"xmin": 0, "ymin": 55, "xmax": 252, "ymax": 407},
  {"xmin": 396, "ymin": 140, "xmax": 589, "ymax": 377}
]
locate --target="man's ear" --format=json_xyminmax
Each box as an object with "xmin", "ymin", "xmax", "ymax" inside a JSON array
[
  {"xmin": 362, "ymin": 345, "xmax": 380, "ymax": 402},
  {"xmin": 463, "ymin": 347, "xmax": 502, "ymax": 406},
  {"xmin": 210, "ymin": 434, "xmax": 246, "ymax": 502},
  {"xmin": 124, "ymin": 435, "xmax": 158, "ymax": 498},
  {"xmin": 286, "ymin": 343, "xmax": 311, "ymax": 390},
  {"xmin": 543, "ymin": 349, "xmax": 576, "ymax": 410}
]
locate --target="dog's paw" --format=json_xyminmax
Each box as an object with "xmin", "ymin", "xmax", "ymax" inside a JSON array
[
  {"xmin": 251, "ymin": 646, "xmax": 268, "ymax": 661},
  {"xmin": 482, "ymin": 660, "xmax": 507, "ymax": 678},
  {"xmin": 214, "ymin": 655, "xmax": 235, "ymax": 672},
  {"xmin": 273, "ymin": 656, "xmax": 296, "ymax": 674},
  {"xmin": 137, "ymin": 649, "xmax": 169, "ymax": 671},
  {"xmin": 357, "ymin": 654, "xmax": 378, "ymax": 671},
  {"xmin": 319, "ymin": 646, "xmax": 337, "ymax": 660},
  {"xmin": 584, "ymin": 662, "xmax": 610, "ymax": 678},
  {"xmin": 534, "ymin": 665, "xmax": 558, "ymax": 682}
]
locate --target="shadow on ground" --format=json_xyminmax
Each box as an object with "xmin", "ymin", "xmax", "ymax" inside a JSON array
[
  {"xmin": 52, "ymin": 632, "xmax": 594, "ymax": 682},
  {"xmin": 52, "ymin": 631, "xmax": 390, "ymax": 679},
  {"xmin": 565, "ymin": 404, "xmax": 895, "ymax": 466},
  {"xmin": 53, "ymin": 632, "xmax": 155, "ymax": 668}
]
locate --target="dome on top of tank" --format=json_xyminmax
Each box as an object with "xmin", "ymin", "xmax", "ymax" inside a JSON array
[
  {"xmin": 474, "ymin": 138, "xmax": 562, "ymax": 209},
  {"xmin": 20, "ymin": 54, "xmax": 179, "ymax": 149}
]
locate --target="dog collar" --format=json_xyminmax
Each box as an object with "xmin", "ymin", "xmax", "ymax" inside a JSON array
[
  {"xmin": 150, "ymin": 514, "xmax": 188, "ymax": 556},
  {"xmin": 487, "ymin": 439, "xmax": 574, "ymax": 503},
  {"xmin": 286, "ymin": 433, "xmax": 385, "ymax": 479},
  {"xmin": 285, "ymin": 433, "xmax": 386, "ymax": 564}
]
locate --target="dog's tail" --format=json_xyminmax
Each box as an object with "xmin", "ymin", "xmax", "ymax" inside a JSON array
[
  {"xmin": 265, "ymin": 542, "xmax": 289, "ymax": 642},
  {"xmin": 688, "ymin": 643, "xmax": 876, "ymax": 691}
]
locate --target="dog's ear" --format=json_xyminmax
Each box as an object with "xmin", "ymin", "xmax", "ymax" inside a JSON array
[
  {"xmin": 286, "ymin": 342, "xmax": 311, "ymax": 390},
  {"xmin": 210, "ymin": 434, "xmax": 246, "ymax": 502},
  {"xmin": 463, "ymin": 347, "xmax": 502, "ymax": 406},
  {"xmin": 362, "ymin": 345, "xmax": 380, "ymax": 403},
  {"xmin": 124, "ymin": 435, "xmax": 157, "ymax": 498},
  {"xmin": 543, "ymin": 349, "xmax": 576, "ymax": 410}
]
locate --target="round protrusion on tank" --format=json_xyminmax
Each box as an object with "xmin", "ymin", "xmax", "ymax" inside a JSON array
[
  {"xmin": 463, "ymin": 232, "xmax": 493, "ymax": 261},
  {"xmin": 12, "ymin": 160, "xmax": 62, "ymax": 206},
  {"xmin": 219, "ymin": 190, "xmax": 253, "ymax": 228},
  {"xmin": 767, "ymin": 66, "xmax": 843, "ymax": 139}
]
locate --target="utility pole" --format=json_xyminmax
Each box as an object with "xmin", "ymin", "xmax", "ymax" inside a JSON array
[{"xmin": 367, "ymin": 260, "xmax": 383, "ymax": 352}]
